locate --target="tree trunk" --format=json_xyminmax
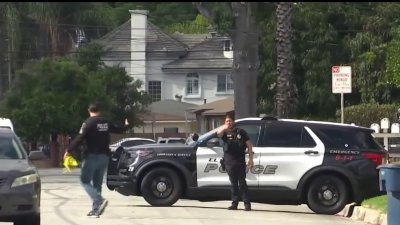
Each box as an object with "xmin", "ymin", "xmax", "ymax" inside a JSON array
[
  {"xmin": 275, "ymin": 2, "xmax": 297, "ymax": 118},
  {"xmin": 231, "ymin": 2, "xmax": 259, "ymax": 119}
]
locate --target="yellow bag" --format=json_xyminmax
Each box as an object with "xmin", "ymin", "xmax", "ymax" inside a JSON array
[{"xmin": 63, "ymin": 155, "xmax": 79, "ymax": 173}]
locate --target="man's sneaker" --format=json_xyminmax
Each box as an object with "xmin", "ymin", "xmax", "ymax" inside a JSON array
[
  {"xmin": 87, "ymin": 210, "xmax": 99, "ymax": 218},
  {"xmin": 97, "ymin": 199, "xmax": 108, "ymax": 215}
]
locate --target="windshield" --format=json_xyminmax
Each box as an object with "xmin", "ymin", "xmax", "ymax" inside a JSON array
[
  {"xmin": 0, "ymin": 136, "xmax": 26, "ymax": 159},
  {"xmin": 197, "ymin": 128, "xmax": 218, "ymax": 145}
]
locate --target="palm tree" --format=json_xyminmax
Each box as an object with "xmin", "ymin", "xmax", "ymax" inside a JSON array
[
  {"xmin": 275, "ymin": 2, "xmax": 297, "ymax": 118},
  {"xmin": 26, "ymin": 2, "xmax": 116, "ymax": 57},
  {"xmin": 0, "ymin": 3, "xmax": 21, "ymax": 93}
]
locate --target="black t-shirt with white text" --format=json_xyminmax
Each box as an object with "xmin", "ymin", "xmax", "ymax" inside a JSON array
[{"xmin": 68, "ymin": 115, "xmax": 127, "ymax": 156}]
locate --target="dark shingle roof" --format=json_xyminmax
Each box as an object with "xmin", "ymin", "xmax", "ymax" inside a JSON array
[
  {"xmin": 147, "ymin": 100, "xmax": 196, "ymax": 119},
  {"xmin": 171, "ymin": 32, "xmax": 211, "ymax": 48},
  {"xmin": 97, "ymin": 20, "xmax": 187, "ymax": 60},
  {"xmin": 190, "ymin": 97, "xmax": 234, "ymax": 115},
  {"xmin": 162, "ymin": 37, "xmax": 233, "ymax": 70}
]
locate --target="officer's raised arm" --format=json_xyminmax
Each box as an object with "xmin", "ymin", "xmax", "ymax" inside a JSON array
[{"xmin": 217, "ymin": 124, "xmax": 229, "ymax": 138}]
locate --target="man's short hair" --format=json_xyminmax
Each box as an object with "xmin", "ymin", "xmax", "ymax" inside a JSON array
[
  {"xmin": 88, "ymin": 103, "xmax": 100, "ymax": 113},
  {"xmin": 225, "ymin": 112, "xmax": 235, "ymax": 121}
]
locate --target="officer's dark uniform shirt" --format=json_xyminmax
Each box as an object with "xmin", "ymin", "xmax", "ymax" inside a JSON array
[
  {"xmin": 68, "ymin": 116, "xmax": 127, "ymax": 156},
  {"xmin": 222, "ymin": 127, "xmax": 249, "ymax": 165}
]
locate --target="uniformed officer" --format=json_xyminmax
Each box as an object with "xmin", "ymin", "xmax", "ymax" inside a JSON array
[{"xmin": 217, "ymin": 112, "xmax": 254, "ymax": 211}]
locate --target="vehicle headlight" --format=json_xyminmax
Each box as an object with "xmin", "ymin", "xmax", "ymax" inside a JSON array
[{"xmin": 11, "ymin": 174, "xmax": 39, "ymax": 188}]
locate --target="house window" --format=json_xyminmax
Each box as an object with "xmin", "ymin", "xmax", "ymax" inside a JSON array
[
  {"xmin": 224, "ymin": 40, "xmax": 232, "ymax": 51},
  {"xmin": 186, "ymin": 73, "xmax": 199, "ymax": 96},
  {"xmin": 217, "ymin": 74, "xmax": 234, "ymax": 92},
  {"xmin": 148, "ymin": 81, "xmax": 161, "ymax": 102},
  {"xmin": 212, "ymin": 119, "xmax": 221, "ymax": 129}
]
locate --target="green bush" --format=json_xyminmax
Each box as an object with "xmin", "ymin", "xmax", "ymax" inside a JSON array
[
  {"xmin": 339, "ymin": 104, "xmax": 400, "ymax": 128},
  {"xmin": 362, "ymin": 195, "xmax": 387, "ymax": 213}
]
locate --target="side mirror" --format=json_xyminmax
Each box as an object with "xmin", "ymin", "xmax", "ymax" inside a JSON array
[
  {"xmin": 207, "ymin": 138, "xmax": 221, "ymax": 148},
  {"xmin": 28, "ymin": 150, "xmax": 47, "ymax": 160}
]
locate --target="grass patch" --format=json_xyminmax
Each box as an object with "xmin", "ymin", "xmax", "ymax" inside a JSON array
[{"xmin": 361, "ymin": 195, "xmax": 387, "ymax": 213}]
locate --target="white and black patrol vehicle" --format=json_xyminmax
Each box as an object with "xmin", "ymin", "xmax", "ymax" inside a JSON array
[{"xmin": 107, "ymin": 117, "xmax": 385, "ymax": 215}]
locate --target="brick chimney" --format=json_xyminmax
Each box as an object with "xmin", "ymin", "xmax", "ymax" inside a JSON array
[{"xmin": 129, "ymin": 10, "xmax": 148, "ymax": 91}]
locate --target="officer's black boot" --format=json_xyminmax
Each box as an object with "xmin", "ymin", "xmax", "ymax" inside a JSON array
[
  {"xmin": 244, "ymin": 202, "xmax": 251, "ymax": 211},
  {"xmin": 227, "ymin": 201, "xmax": 238, "ymax": 210}
]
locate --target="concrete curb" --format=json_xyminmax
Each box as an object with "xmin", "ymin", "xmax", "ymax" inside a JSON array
[{"xmin": 337, "ymin": 203, "xmax": 387, "ymax": 225}]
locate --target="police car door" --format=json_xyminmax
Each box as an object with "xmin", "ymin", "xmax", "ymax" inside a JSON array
[
  {"xmin": 258, "ymin": 121, "xmax": 324, "ymax": 189},
  {"xmin": 196, "ymin": 123, "xmax": 262, "ymax": 187},
  {"xmin": 196, "ymin": 131, "xmax": 228, "ymax": 187}
]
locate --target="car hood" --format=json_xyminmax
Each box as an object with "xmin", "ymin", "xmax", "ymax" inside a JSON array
[
  {"xmin": 0, "ymin": 159, "xmax": 37, "ymax": 175},
  {"xmin": 125, "ymin": 143, "xmax": 192, "ymax": 152}
]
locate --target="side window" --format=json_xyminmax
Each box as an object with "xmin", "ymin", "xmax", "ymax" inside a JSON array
[
  {"xmin": 261, "ymin": 123, "xmax": 303, "ymax": 147},
  {"xmin": 236, "ymin": 124, "xmax": 261, "ymax": 147},
  {"xmin": 312, "ymin": 127, "xmax": 380, "ymax": 149},
  {"xmin": 121, "ymin": 140, "xmax": 137, "ymax": 147},
  {"xmin": 301, "ymin": 127, "xmax": 316, "ymax": 147}
]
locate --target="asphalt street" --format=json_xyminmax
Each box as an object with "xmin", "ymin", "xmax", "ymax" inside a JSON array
[{"xmin": 1, "ymin": 168, "xmax": 370, "ymax": 225}]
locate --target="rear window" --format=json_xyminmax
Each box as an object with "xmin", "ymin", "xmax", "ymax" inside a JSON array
[{"xmin": 312, "ymin": 126, "xmax": 382, "ymax": 150}]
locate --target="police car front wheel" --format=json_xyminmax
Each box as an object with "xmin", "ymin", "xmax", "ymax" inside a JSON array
[
  {"xmin": 140, "ymin": 167, "xmax": 183, "ymax": 206},
  {"xmin": 306, "ymin": 175, "xmax": 349, "ymax": 215}
]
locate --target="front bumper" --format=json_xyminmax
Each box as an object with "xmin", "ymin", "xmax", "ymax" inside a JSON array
[
  {"xmin": 107, "ymin": 174, "xmax": 138, "ymax": 196},
  {"xmin": 0, "ymin": 190, "xmax": 40, "ymax": 219}
]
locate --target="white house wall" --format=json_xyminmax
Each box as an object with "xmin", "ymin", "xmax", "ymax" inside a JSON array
[{"xmin": 165, "ymin": 72, "xmax": 233, "ymax": 105}]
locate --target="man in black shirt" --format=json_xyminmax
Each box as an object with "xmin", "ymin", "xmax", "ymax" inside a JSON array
[
  {"xmin": 65, "ymin": 103, "xmax": 129, "ymax": 217},
  {"xmin": 217, "ymin": 112, "xmax": 254, "ymax": 211}
]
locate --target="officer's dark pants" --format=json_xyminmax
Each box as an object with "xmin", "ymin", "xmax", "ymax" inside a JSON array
[{"xmin": 226, "ymin": 163, "xmax": 250, "ymax": 205}]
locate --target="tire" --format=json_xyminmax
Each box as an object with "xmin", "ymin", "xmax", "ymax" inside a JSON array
[
  {"xmin": 14, "ymin": 214, "xmax": 40, "ymax": 225},
  {"xmin": 140, "ymin": 167, "xmax": 182, "ymax": 206},
  {"xmin": 306, "ymin": 175, "xmax": 349, "ymax": 215}
]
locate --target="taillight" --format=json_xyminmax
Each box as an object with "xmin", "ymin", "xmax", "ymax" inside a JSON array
[{"xmin": 362, "ymin": 152, "xmax": 384, "ymax": 167}]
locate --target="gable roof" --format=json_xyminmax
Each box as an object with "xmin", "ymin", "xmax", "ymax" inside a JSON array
[
  {"xmin": 96, "ymin": 20, "xmax": 187, "ymax": 60},
  {"xmin": 162, "ymin": 37, "xmax": 233, "ymax": 71},
  {"xmin": 171, "ymin": 32, "xmax": 211, "ymax": 48},
  {"xmin": 139, "ymin": 100, "xmax": 197, "ymax": 122},
  {"xmin": 190, "ymin": 97, "xmax": 234, "ymax": 115}
]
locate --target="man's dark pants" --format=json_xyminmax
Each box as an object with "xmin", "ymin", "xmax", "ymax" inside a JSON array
[{"xmin": 226, "ymin": 163, "xmax": 250, "ymax": 205}]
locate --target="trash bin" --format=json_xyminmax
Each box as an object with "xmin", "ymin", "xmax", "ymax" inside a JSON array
[{"xmin": 378, "ymin": 163, "xmax": 400, "ymax": 225}]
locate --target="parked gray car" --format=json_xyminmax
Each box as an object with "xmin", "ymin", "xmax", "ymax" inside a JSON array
[{"xmin": 0, "ymin": 128, "xmax": 41, "ymax": 225}]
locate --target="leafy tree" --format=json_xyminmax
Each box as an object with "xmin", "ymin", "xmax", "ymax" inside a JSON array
[
  {"xmin": 165, "ymin": 14, "xmax": 209, "ymax": 34},
  {"xmin": 0, "ymin": 59, "xmax": 89, "ymax": 141},
  {"xmin": 0, "ymin": 44, "xmax": 150, "ymax": 142},
  {"xmin": 109, "ymin": 2, "xmax": 198, "ymax": 30},
  {"xmin": 349, "ymin": 3, "xmax": 400, "ymax": 104}
]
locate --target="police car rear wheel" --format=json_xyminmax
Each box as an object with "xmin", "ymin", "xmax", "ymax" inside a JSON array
[
  {"xmin": 306, "ymin": 175, "xmax": 349, "ymax": 215},
  {"xmin": 141, "ymin": 167, "xmax": 182, "ymax": 206}
]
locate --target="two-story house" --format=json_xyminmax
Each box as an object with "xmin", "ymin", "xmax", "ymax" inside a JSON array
[
  {"xmin": 98, "ymin": 9, "xmax": 234, "ymax": 105},
  {"xmin": 96, "ymin": 10, "xmax": 234, "ymax": 136}
]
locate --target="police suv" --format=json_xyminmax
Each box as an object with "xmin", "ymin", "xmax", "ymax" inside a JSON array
[{"xmin": 107, "ymin": 117, "xmax": 385, "ymax": 215}]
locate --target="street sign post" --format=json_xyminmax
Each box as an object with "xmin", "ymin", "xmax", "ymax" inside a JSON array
[{"xmin": 332, "ymin": 66, "xmax": 352, "ymax": 123}]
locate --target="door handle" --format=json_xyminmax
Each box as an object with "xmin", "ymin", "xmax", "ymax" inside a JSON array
[{"xmin": 304, "ymin": 150, "xmax": 319, "ymax": 155}]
